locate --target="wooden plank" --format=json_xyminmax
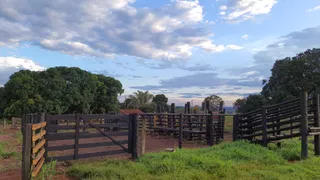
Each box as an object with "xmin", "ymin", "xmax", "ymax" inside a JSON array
[
  {"xmin": 79, "ymin": 114, "xmax": 129, "ymax": 121},
  {"xmin": 78, "ymin": 149, "xmax": 125, "ymax": 159},
  {"xmin": 265, "ymin": 98, "xmax": 300, "ymax": 109},
  {"xmin": 314, "ymin": 94, "xmax": 320, "ymax": 156},
  {"xmin": 32, "ymin": 122, "xmax": 46, "ymax": 131},
  {"xmin": 33, "ymin": 139, "xmax": 46, "ymax": 154},
  {"xmin": 74, "ymin": 114, "xmax": 80, "ymax": 160},
  {"xmin": 48, "ymin": 125, "xmax": 76, "ymax": 130},
  {"xmin": 179, "ymin": 114, "xmax": 183, "ymax": 149},
  {"xmin": 50, "ymin": 114, "xmax": 77, "ymax": 121},
  {"xmin": 131, "ymin": 114, "xmax": 138, "ymax": 159},
  {"xmin": 31, "ymin": 157, "xmax": 45, "ymax": 177},
  {"xmin": 32, "ymin": 130, "xmax": 46, "ymax": 142},
  {"xmin": 48, "ymin": 140, "xmax": 128, "ymax": 151},
  {"xmin": 140, "ymin": 118, "xmax": 146, "ymax": 155},
  {"xmin": 32, "ymin": 148, "xmax": 45, "ymax": 165},
  {"xmin": 46, "ymin": 131, "xmax": 128, "ymax": 141},
  {"xmin": 79, "ymin": 123, "xmax": 128, "ymax": 129},
  {"xmin": 46, "ymin": 155, "xmax": 74, "ymax": 162},
  {"xmin": 22, "ymin": 124, "xmax": 32, "ymax": 180},
  {"xmin": 262, "ymin": 107, "xmax": 268, "ymax": 147},
  {"xmin": 301, "ymin": 91, "xmax": 308, "ymax": 159}
]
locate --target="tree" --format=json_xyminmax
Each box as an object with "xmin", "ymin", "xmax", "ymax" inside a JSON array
[
  {"xmin": 233, "ymin": 94, "xmax": 264, "ymax": 113},
  {"xmin": 193, "ymin": 105, "xmax": 200, "ymax": 113},
  {"xmin": 139, "ymin": 102, "xmax": 156, "ymax": 113},
  {"xmin": 262, "ymin": 48, "xmax": 320, "ymax": 104},
  {"xmin": 127, "ymin": 91, "xmax": 153, "ymax": 108},
  {"xmin": 203, "ymin": 95, "xmax": 223, "ymax": 111},
  {"xmin": 152, "ymin": 94, "xmax": 169, "ymax": 112},
  {"xmin": 1, "ymin": 67, "xmax": 124, "ymax": 116}
]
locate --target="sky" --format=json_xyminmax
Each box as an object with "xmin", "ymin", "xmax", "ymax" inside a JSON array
[{"xmin": 0, "ymin": 0, "xmax": 320, "ymax": 106}]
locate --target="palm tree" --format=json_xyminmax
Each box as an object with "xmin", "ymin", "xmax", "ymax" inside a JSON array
[{"xmin": 127, "ymin": 91, "xmax": 154, "ymax": 108}]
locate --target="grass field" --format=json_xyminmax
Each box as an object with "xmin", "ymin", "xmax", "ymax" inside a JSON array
[{"xmin": 67, "ymin": 139, "xmax": 320, "ymax": 180}]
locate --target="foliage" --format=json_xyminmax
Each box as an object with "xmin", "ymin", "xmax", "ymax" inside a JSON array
[
  {"xmin": 139, "ymin": 102, "xmax": 157, "ymax": 113},
  {"xmin": 152, "ymin": 94, "xmax": 169, "ymax": 112},
  {"xmin": 67, "ymin": 140, "xmax": 320, "ymax": 180},
  {"xmin": 0, "ymin": 67, "xmax": 123, "ymax": 116},
  {"xmin": 203, "ymin": 95, "xmax": 224, "ymax": 112},
  {"xmin": 193, "ymin": 105, "xmax": 200, "ymax": 113},
  {"xmin": 233, "ymin": 94, "xmax": 264, "ymax": 113},
  {"xmin": 125, "ymin": 91, "xmax": 154, "ymax": 108},
  {"xmin": 36, "ymin": 160, "xmax": 57, "ymax": 180},
  {"xmin": 262, "ymin": 48, "xmax": 320, "ymax": 104}
]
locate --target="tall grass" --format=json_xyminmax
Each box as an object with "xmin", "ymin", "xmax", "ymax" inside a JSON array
[
  {"xmin": 35, "ymin": 161, "xmax": 57, "ymax": 180},
  {"xmin": 0, "ymin": 142, "xmax": 15, "ymax": 159},
  {"xmin": 67, "ymin": 140, "xmax": 320, "ymax": 180}
]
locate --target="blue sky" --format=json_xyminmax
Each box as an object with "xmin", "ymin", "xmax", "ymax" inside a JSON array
[{"xmin": 1, "ymin": 0, "xmax": 320, "ymax": 106}]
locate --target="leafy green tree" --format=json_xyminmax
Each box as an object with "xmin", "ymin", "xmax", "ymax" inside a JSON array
[
  {"xmin": 203, "ymin": 95, "xmax": 223, "ymax": 111},
  {"xmin": 1, "ymin": 67, "xmax": 123, "ymax": 116},
  {"xmin": 262, "ymin": 48, "xmax": 320, "ymax": 104},
  {"xmin": 127, "ymin": 91, "xmax": 153, "ymax": 108},
  {"xmin": 152, "ymin": 94, "xmax": 169, "ymax": 112},
  {"xmin": 139, "ymin": 102, "xmax": 156, "ymax": 113},
  {"xmin": 233, "ymin": 94, "xmax": 264, "ymax": 113}
]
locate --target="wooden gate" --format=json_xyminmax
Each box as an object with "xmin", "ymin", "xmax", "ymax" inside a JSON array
[{"xmin": 45, "ymin": 114, "xmax": 138, "ymax": 161}]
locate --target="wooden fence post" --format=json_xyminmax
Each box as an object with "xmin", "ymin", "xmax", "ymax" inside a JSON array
[
  {"xmin": 128, "ymin": 115, "xmax": 133, "ymax": 153},
  {"xmin": 207, "ymin": 111, "xmax": 213, "ymax": 146},
  {"xmin": 131, "ymin": 114, "xmax": 138, "ymax": 159},
  {"xmin": 314, "ymin": 93, "xmax": 320, "ymax": 156},
  {"xmin": 74, "ymin": 114, "xmax": 80, "ymax": 160},
  {"xmin": 179, "ymin": 114, "xmax": 183, "ymax": 149},
  {"xmin": 232, "ymin": 115, "xmax": 239, "ymax": 141},
  {"xmin": 22, "ymin": 123, "xmax": 32, "ymax": 180},
  {"xmin": 44, "ymin": 114, "xmax": 49, "ymax": 161},
  {"xmin": 139, "ymin": 118, "xmax": 146, "ymax": 156},
  {"xmin": 301, "ymin": 91, "xmax": 308, "ymax": 159},
  {"xmin": 262, "ymin": 107, "xmax": 268, "ymax": 147}
]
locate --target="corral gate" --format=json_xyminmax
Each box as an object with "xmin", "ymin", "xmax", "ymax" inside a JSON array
[{"xmin": 45, "ymin": 114, "xmax": 138, "ymax": 161}]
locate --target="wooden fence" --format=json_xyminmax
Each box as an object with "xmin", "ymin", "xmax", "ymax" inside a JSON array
[
  {"xmin": 139, "ymin": 111, "xmax": 226, "ymax": 147},
  {"xmin": 233, "ymin": 92, "xmax": 320, "ymax": 159},
  {"xmin": 22, "ymin": 113, "xmax": 139, "ymax": 180}
]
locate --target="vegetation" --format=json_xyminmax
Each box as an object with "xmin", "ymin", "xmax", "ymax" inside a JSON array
[
  {"xmin": 203, "ymin": 95, "xmax": 224, "ymax": 112},
  {"xmin": 233, "ymin": 94, "xmax": 264, "ymax": 113},
  {"xmin": 67, "ymin": 140, "xmax": 320, "ymax": 180},
  {"xmin": 0, "ymin": 142, "xmax": 15, "ymax": 159},
  {"xmin": 36, "ymin": 161, "xmax": 57, "ymax": 180},
  {"xmin": 234, "ymin": 48, "xmax": 320, "ymax": 113},
  {"xmin": 0, "ymin": 67, "xmax": 124, "ymax": 117}
]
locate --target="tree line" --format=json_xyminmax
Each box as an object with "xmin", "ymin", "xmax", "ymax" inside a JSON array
[
  {"xmin": 234, "ymin": 48, "xmax": 320, "ymax": 113},
  {"xmin": 0, "ymin": 67, "xmax": 124, "ymax": 117}
]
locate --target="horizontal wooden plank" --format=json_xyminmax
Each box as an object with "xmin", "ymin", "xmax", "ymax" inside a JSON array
[
  {"xmin": 32, "ymin": 122, "xmax": 46, "ymax": 131},
  {"xmin": 33, "ymin": 148, "xmax": 45, "ymax": 165},
  {"xmin": 47, "ymin": 131, "xmax": 128, "ymax": 141},
  {"xmin": 78, "ymin": 149, "xmax": 126, "ymax": 159},
  {"xmin": 265, "ymin": 98, "xmax": 300, "ymax": 109},
  {"xmin": 79, "ymin": 123, "xmax": 128, "ymax": 129},
  {"xmin": 32, "ymin": 130, "xmax": 46, "ymax": 142},
  {"xmin": 31, "ymin": 157, "xmax": 45, "ymax": 177},
  {"xmin": 47, "ymin": 125, "xmax": 76, "ymax": 131},
  {"xmin": 33, "ymin": 139, "xmax": 46, "ymax": 154},
  {"xmin": 46, "ymin": 155, "xmax": 74, "ymax": 162},
  {"xmin": 47, "ymin": 140, "xmax": 128, "ymax": 151},
  {"xmin": 50, "ymin": 114, "xmax": 77, "ymax": 121},
  {"xmin": 79, "ymin": 114, "xmax": 129, "ymax": 121}
]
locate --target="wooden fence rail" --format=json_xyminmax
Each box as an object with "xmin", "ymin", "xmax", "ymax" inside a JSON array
[{"xmin": 233, "ymin": 92, "xmax": 320, "ymax": 159}]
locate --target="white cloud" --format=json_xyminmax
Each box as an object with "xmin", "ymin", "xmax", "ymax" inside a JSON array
[
  {"xmin": 221, "ymin": 0, "xmax": 277, "ymax": 23},
  {"xmin": 306, "ymin": 5, "xmax": 320, "ymax": 12},
  {"xmin": 0, "ymin": 0, "xmax": 243, "ymax": 61},
  {"xmin": 242, "ymin": 34, "xmax": 249, "ymax": 40},
  {"xmin": 220, "ymin": 12, "xmax": 226, "ymax": 15},
  {"xmin": 0, "ymin": 57, "xmax": 45, "ymax": 85},
  {"xmin": 220, "ymin": 5, "xmax": 228, "ymax": 10},
  {"xmin": 226, "ymin": 45, "xmax": 244, "ymax": 50}
]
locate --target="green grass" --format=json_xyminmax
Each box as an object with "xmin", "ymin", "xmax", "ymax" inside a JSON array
[
  {"xmin": 224, "ymin": 115, "xmax": 233, "ymax": 133},
  {"xmin": 35, "ymin": 161, "xmax": 57, "ymax": 180},
  {"xmin": 0, "ymin": 142, "xmax": 16, "ymax": 159},
  {"xmin": 67, "ymin": 140, "xmax": 320, "ymax": 180},
  {"xmin": 15, "ymin": 130, "xmax": 23, "ymax": 145}
]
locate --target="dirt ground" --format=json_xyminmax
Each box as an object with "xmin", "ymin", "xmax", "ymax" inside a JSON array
[{"xmin": 0, "ymin": 126, "xmax": 232, "ymax": 180}]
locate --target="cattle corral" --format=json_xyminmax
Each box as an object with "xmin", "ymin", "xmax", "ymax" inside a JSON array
[{"xmin": 19, "ymin": 108, "xmax": 227, "ymax": 180}]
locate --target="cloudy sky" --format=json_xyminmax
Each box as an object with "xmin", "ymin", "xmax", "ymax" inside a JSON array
[{"xmin": 1, "ymin": 0, "xmax": 320, "ymax": 106}]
